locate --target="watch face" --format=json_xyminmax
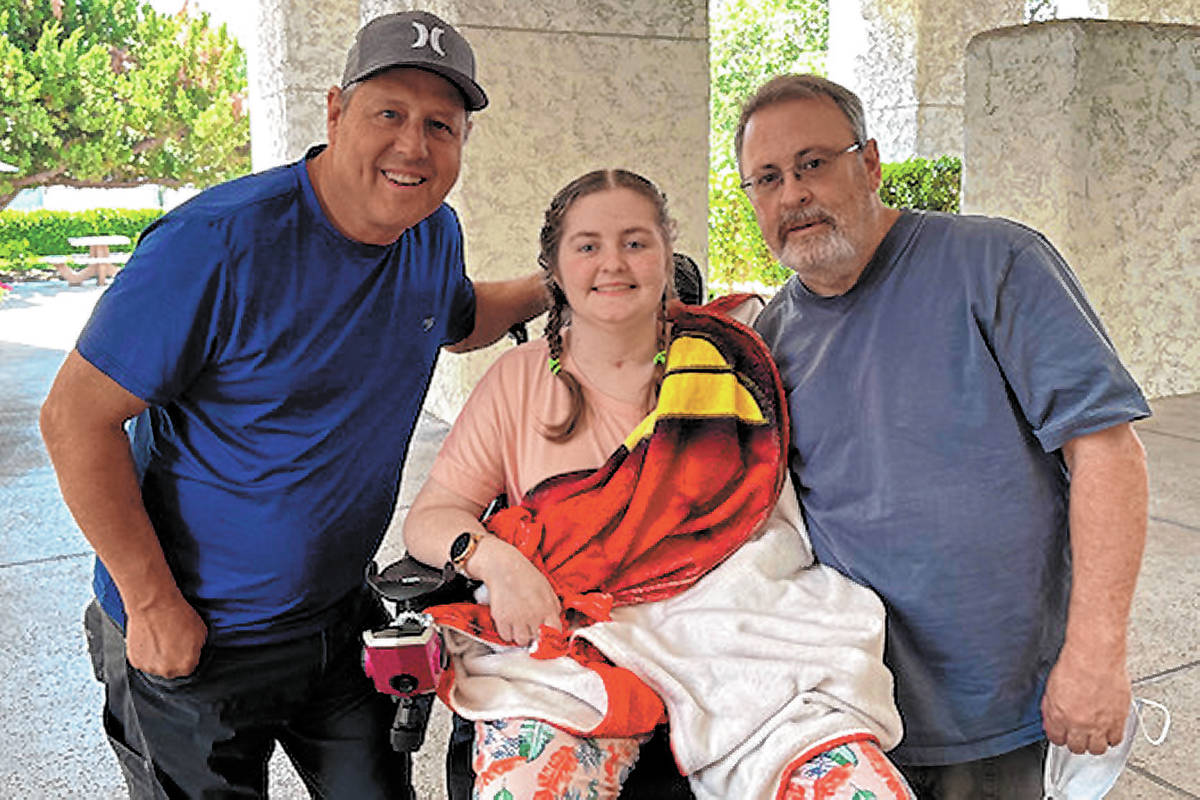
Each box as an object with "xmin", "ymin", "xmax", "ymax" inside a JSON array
[{"xmin": 450, "ymin": 532, "xmax": 473, "ymax": 561}]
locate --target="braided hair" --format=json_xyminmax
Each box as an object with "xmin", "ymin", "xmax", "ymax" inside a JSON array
[{"xmin": 538, "ymin": 169, "xmax": 677, "ymax": 442}]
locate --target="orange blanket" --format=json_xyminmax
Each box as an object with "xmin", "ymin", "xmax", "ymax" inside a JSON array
[{"xmin": 430, "ymin": 296, "xmax": 788, "ymax": 735}]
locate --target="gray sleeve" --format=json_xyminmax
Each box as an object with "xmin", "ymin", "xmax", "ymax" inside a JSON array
[{"xmin": 986, "ymin": 232, "xmax": 1149, "ymax": 452}]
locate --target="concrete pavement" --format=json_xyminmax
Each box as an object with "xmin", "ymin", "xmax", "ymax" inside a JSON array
[{"xmin": 1, "ymin": 280, "xmax": 1196, "ymax": 798}]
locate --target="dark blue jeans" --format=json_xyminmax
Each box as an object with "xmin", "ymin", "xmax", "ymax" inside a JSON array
[
  {"xmin": 898, "ymin": 739, "xmax": 1047, "ymax": 800},
  {"xmin": 85, "ymin": 592, "xmax": 412, "ymax": 799}
]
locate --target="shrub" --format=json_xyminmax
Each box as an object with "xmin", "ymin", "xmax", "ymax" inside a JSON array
[
  {"xmin": 708, "ymin": 155, "xmax": 962, "ymax": 288},
  {"xmin": 0, "ymin": 208, "xmax": 164, "ymax": 259},
  {"xmin": 0, "ymin": 237, "xmax": 39, "ymax": 271},
  {"xmin": 880, "ymin": 155, "xmax": 962, "ymax": 213}
]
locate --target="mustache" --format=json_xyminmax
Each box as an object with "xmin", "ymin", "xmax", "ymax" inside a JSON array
[{"xmin": 777, "ymin": 207, "xmax": 836, "ymax": 242}]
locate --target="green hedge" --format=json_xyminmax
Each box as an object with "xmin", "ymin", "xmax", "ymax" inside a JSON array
[
  {"xmin": 708, "ymin": 155, "xmax": 962, "ymax": 288},
  {"xmin": 880, "ymin": 155, "xmax": 961, "ymax": 214},
  {"xmin": 0, "ymin": 208, "xmax": 164, "ymax": 259}
]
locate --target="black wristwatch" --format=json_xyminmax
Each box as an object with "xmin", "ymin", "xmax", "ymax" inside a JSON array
[{"xmin": 448, "ymin": 531, "xmax": 485, "ymax": 575}]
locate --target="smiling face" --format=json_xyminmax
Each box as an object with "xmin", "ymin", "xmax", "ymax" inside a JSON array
[
  {"xmin": 552, "ymin": 187, "xmax": 671, "ymax": 332},
  {"xmin": 740, "ymin": 95, "xmax": 892, "ymax": 295},
  {"xmin": 311, "ymin": 67, "xmax": 470, "ymax": 245}
]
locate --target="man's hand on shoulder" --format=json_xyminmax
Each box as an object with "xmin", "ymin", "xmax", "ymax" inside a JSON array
[{"xmin": 447, "ymin": 273, "xmax": 548, "ymax": 353}]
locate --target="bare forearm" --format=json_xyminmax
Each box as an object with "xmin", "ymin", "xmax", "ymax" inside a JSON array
[
  {"xmin": 1061, "ymin": 423, "xmax": 1149, "ymax": 657},
  {"xmin": 403, "ymin": 479, "xmax": 561, "ymax": 644},
  {"xmin": 41, "ymin": 350, "xmax": 205, "ymax": 676},
  {"xmin": 402, "ymin": 504, "xmax": 488, "ymax": 571},
  {"xmin": 41, "ymin": 412, "xmax": 181, "ymax": 612},
  {"xmin": 1042, "ymin": 422, "xmax": 1148, "ymax": 752},
  {"xmin": 448, "ymin": 273, "xmax": 548, "ymax": 353},
  {"xmin": 40, "ymin": 351, "xmax": 183, "ymax": 613}
]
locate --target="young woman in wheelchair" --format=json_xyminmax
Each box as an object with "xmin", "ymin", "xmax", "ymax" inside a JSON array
[{"xmin": 402, "ymin": 168, "xmax": 914, "ymax": 800}]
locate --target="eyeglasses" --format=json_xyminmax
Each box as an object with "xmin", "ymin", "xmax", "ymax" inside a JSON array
[{"xmin": 740, "ymin": 141, "xmax": 865, "ymax": 199}]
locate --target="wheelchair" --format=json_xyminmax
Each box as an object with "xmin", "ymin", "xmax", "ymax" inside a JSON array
[
  {"xmin": 363, "ymin": 552, "xmax": 694, "ymax": 799},
  {"xmin": 361, "ymin": 253, "xmax": 707, "ymax": 797}
]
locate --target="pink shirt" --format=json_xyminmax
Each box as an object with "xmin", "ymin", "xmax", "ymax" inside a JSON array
[{"xmin": 429, "ymin": 338, "xmax": 650, "ymax": 507}]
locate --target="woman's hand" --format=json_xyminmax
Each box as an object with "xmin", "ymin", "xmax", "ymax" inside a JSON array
[
  {"xmin": 401, "ymin": 479, "xmax": 561, "ymax": 646},
  {"xmin": 470, "ymin": 537, "xmax": 562, "ymax": 647}
]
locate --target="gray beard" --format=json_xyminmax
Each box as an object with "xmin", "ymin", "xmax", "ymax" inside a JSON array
[
  {"xmin": 777, "ymin": 224, "xmax": 858, "ymax": 276},
  {"xmin": 773, "ymin": 190, "xmax": 877, "ymax": 292}
]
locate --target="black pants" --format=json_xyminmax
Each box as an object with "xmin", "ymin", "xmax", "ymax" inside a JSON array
[{"xmin": 85, "ymin": 593, "xmax": 413, "ymax": 799}]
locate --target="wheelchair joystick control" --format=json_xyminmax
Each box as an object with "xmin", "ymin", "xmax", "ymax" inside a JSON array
[
  {"xmin": 362, "ymin": 615, "xmax": 443, "ymax": 699},
  {"xmin": 362, "ymin": 557, "xmax": 475, "ymax": 753}
]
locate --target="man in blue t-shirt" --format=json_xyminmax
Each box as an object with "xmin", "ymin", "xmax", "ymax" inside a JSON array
[
  {"xmin": 39, "ymin": 11, "xmax": 547, "ymax": 799},
  {"xmin": 736, "ymin": 74, "xmax": 1150, "ymax": 798}
]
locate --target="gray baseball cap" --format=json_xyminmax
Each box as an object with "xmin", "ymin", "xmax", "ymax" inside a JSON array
[{"xmin": 341, "ymin": 11, "xmax": 488, "ymax": 111}]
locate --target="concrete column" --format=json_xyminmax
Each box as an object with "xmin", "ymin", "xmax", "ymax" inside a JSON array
[
  {"xmin": 358, "ymin": 1, "xmax": 710, "ymax": 420},
  {"xmin": 829, "ymin": 0, "xmax": 1023, "ymax": 160},
  {"xmin": 1105, "ymin": 1, "xmax": 1200, "ymax": 22},
  {"xmin": 963, "ymin": 20, "xmax": 1199, "ymax": 398},
  {"xmin": 248, "ymin": 0, "xmax": 358, "ymax": 169}
]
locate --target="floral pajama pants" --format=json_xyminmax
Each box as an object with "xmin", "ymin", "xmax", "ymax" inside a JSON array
[
  {"xmin": 780, "ymin": 739, "xmax": 916, "ymax": 799},
  {"xmin": 472, "ymin": 718, "xmax": 641, "ymax": 800},
  {"xmin": 472, "ymin": 719, "xmax": 913, "ymax": 800}
]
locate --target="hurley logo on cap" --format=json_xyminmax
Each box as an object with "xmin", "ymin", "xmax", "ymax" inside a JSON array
[
  {"xmin": 411, "ymin": 21, "xmax": 446, "ymax": 57},
  {"xmin": 340, "ymin": 11, "xmax": 489, "ymax": 110}
]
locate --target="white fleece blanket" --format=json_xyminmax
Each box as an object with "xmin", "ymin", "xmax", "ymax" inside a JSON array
[{"xmin": 441, "ymin": 475, "xmax": 903, "ymax": 799}]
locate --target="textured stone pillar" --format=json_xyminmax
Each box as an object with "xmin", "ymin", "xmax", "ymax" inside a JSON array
[
  {"xmin": 1105, "ymin": 1, "xmax": 1200, "ymax": 23},
  {"xmin": 829, "ymin": 0, "xmax": 1023, "ymax": 160},
  {"xmin": 357, "ymin": 1, "xmax": 710, "ymax": 420},
  {"xmin": 249, "ymin": 0, "xmax": 358, "ymax": 169},
  {"xmin": 963, "ymin": 21, "xmax": 1199, "ymax": 398}
]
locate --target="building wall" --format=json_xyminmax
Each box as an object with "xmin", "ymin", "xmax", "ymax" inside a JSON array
[
  {"xmin": 248, "ymin": 0, "xmax": 709, "ymax": 420},
  {"xmin": 245, "ymin": 2, "xmax": 1195, "ymax": 402},
  {"xmin": 249, "ymin": 0, "xmax": 359, "ymax": 168},
  {"xmin": 829, "ymin": 0, "xmax": 1024, "ymax": 160},
  {"xmin": 1105, "ymin": 0, "xmax": 1200, "ymax": 22},
  {"xmin": 964, "ymin": 20, "xmax": 1199, "ymax": 398},
  {"xmin": 829, "ymin": 1, "xmax": 1199, "ymax": 162}
]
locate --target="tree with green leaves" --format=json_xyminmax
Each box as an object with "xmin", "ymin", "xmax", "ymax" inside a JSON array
[
  {"xmin": 0, "ymin": 0, "xmax": 249, "ymax": 210},
  {"xmin": 710, "ymin": 0, "xmax": 827, "ymax": 173},
  {"xmin": 708, "ymin": 0, "xmax": 828, "ymax": 289}
]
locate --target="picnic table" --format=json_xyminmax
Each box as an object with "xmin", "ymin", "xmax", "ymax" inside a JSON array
[{"xmin": 42, "ymin": 235, "xmax": 132, "ymax": 287}]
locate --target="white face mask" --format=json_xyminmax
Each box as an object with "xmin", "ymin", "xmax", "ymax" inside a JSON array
[{"xmin": 1043, "ymin": 698, "xmax": 1171, "ymax": 799}]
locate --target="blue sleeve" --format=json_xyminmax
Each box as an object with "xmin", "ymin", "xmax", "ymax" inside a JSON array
[
  {"xmin": 75, "ymin": 215, "xmax": 229, "ymax": 404},
  {"xmin": 986, "ymin": 232, "xmax": 1149, "ymax": 452},
  {"xmin": 445, "ymin": 276, "xmax": 476, "ymax": 346},
  {"xmin": 438, "ymin": 205, "xmax": 476, "ymax": 347}
]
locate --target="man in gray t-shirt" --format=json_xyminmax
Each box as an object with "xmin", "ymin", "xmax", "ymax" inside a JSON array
[{"xmin": 735, "ymin": 74, "xmax": 1149, "ymax": 798}]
